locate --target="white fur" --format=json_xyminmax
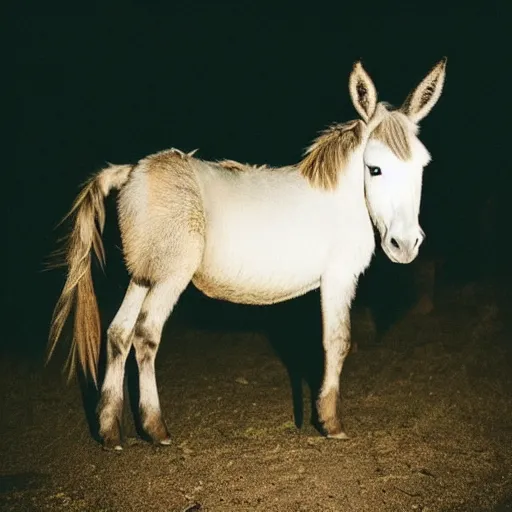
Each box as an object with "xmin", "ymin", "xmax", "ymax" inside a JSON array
[
  {"xmin": 364, "ymin": 137, "xmax": 430, "ymax": 263},
  {"xmin": 135, "ymin": 279, "xmax": 185, "ymax": 415},
  {"xmin": 99, "ymin": 281, "xmax": 148, "ymax": 443},
  {"xmin": 192, "ymin": 146, "xmax": 375, "ymax": 304}
]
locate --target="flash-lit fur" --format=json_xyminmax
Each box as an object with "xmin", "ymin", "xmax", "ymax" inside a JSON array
[{"xmin": 49, "ymin": 59, "xmax": 446, "ymax": 448}]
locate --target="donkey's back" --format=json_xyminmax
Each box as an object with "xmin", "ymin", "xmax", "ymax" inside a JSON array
[{"xmin": 120, "ymin": 148, "xmax": 346, "ymax": 305}]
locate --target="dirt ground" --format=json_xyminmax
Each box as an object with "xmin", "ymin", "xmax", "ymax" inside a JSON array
[{"xmin": 1, "ymin": 278, "xmax": 511, "ymax": 512}]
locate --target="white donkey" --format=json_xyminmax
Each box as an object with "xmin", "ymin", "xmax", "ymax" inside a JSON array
[{"xmin": 48, "ymin": 59, "xmax": 446, "ymax": 449}]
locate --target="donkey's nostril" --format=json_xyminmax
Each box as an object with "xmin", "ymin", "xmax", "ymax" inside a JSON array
[
  {"xmin": 414, "ymin": 238, "xmax": 420, "ymax": 248},
  {"xmin": 390, "ymin": 238, "xmax": 400, "ymax": 249}
]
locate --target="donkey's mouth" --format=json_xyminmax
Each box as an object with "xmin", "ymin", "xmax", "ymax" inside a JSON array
[{"xmin": 381, "ymin": 242, "xmax": 418, "ymax": 265}]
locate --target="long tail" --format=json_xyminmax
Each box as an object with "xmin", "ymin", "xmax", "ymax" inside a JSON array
[{"xmin": 47, "ymin": 164, "xmax": 133, "ymax": 385}]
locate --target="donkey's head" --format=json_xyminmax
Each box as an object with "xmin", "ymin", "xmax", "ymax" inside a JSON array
[{"xmin": 349, "ymin": 58, "xmax": 446, "ymax": 264}]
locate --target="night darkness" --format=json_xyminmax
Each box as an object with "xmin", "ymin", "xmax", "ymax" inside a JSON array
[
  {"xmin": 5, "ymin": 6, "xmax": 507, "ymax": 347},
  {"xmin": 3, "ymin": 5, "xmax": 511, "ymax": 511}
]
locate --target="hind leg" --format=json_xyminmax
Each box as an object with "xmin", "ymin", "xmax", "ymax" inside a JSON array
[
  {"xmin": 98, "ymin": 280, "xmax": 148, "ymax": 449},
  {"xmin": 132, "ymin": 257, "xmax": 201, "ymax": 444}
]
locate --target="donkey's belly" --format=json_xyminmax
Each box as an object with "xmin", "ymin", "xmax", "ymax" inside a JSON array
[
  {"xmin": 192, "ymin": 271, "xmax": 321, "ymax": 305},
  {"xmin": 192, "ymin": 234, "xmax": 326, "ymax": 305}
]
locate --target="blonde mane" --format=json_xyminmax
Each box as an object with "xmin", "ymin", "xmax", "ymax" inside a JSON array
[
  {"xmin": 299, "ymin": 104, "xmax": 417, "ymax": 190},
  {"xmin": 299, "ymin": 120, "xmax": 364, "ymax": 190}
]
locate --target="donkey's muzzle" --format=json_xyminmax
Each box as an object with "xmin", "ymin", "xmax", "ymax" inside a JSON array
[{"xmin": 382, "ymin": 229, "xmax": 425, "ymax": 264}]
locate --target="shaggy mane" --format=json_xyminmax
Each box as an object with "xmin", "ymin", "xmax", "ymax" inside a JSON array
[
  {"xmin": 299, "ymin": 104, "xmax": 417, "ymax": 191},
  {"xmin": 299, "ymin": 120, "xmax": 364, "ymax": 190}
]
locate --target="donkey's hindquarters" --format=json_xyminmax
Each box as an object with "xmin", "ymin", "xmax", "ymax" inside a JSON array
[{"xmin": 49, "ymin": 151, "xmax": 207, "ymax": 449}]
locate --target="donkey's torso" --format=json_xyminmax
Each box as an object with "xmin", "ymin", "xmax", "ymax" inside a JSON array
[{"xmin": 191, "ymin": 157, "xmax": 376, "ymax": 304}]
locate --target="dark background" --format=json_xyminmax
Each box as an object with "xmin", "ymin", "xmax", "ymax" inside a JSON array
[{"xmin": 4, "ymin": 4, "xmax": 506, "ymax": 358}]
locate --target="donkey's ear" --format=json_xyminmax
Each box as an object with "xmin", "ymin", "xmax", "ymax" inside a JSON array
[
  {"xmin": 349, "ymin": 61, "xmax": 378, "ymax": 123},
  {"xmin": 401, "ymin": 57, "xmax": 447, "ymax": 123}
]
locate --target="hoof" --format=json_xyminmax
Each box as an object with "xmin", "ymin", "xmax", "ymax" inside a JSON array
[
  {"xmin": 318, "ymin": 389, "xmax": 346, "ymax": 439},
  {"xmin": 327, "ymin": 431, "xmax": 349, "ymax": 440},
  {"xmin": 102, "ymin": 439, "xmax": 123, "ymax": 451},
  {"xmin": 100, "ymin": 419, "xmax": 123, "ymax": 451},
  {"xmin": 142, "ymin": 411, "xmax": 171, "ymax": 445}
]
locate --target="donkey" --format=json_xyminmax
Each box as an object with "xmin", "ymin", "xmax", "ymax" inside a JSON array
[{"xmin": 48, "ymin": 59, "xmax": 446, "ymax": 449}]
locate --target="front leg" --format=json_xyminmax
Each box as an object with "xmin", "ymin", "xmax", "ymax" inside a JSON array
[{"xmin": 317, "ymin": 271, "xmax": 357, "ymax": 439}]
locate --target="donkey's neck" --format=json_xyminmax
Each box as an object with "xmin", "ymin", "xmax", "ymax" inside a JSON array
[
  {"xmin": 322, "ymin": 146, "xmax": 375, "ymax": 273},
  {"xmin": 336, "ymin": 144, "xmax": 373, "ymax": 221}
]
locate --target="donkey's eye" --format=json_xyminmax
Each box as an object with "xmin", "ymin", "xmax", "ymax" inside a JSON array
[{"xmin": 368, "ymin": 166, "xmax": 382, "ymax": 177}]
